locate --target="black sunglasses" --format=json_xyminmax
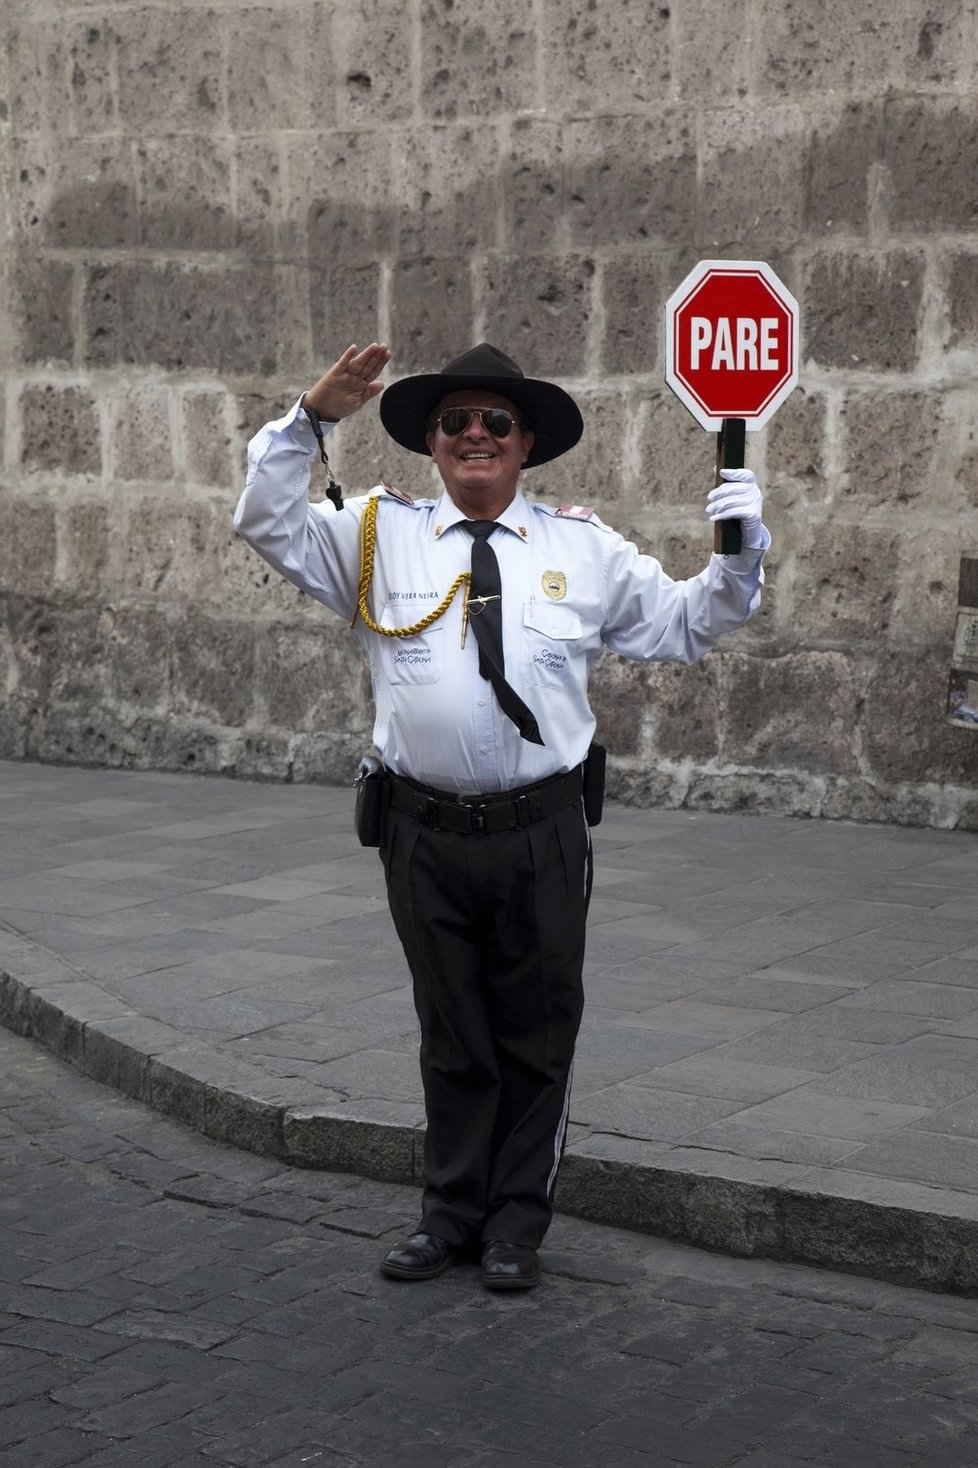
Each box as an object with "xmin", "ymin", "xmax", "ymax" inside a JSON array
[{"xmin": 433, "ymin": 406, "xmax": 521, "ymax": 439}]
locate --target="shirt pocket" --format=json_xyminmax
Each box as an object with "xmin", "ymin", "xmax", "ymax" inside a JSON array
[
  {"xmin": 378, "ymin": 603, "xmax": 445, "ymax": 685},
  {"xmin": 521, "ymin": 601, "xmax": 583, "ymax": 688}
]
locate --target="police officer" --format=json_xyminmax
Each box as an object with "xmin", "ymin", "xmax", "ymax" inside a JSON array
[{"xmin": 234, "ymin": 340, "xmax": 768, "ymax": 1290}]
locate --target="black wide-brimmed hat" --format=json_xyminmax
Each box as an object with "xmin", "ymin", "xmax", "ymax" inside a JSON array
[{"xmin": 379, "ymin": 343, "xmax": 584, "ymax": 468}]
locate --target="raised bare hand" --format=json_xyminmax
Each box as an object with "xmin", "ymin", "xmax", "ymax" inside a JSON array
[{"xmin": 303, "ymin": 343, "xmax": 391, "ymax": 421}]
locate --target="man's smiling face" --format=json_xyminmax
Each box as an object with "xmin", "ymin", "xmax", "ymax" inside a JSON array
[{"xmin": 426, "ymin": 390, "xmax": 535, "ymax": 515}]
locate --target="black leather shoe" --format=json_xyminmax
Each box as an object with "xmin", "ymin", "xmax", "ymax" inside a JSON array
[
  {"xmin": 379, "ymin": 1232, "xmax": 459, "ymax": 1281},
  {"xmin": 481, "ymin": 1240, "xmax": 540, "ymax": 1290}
]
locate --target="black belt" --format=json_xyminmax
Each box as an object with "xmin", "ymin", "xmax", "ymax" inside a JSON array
[{"xmin": 387, "ymin": 768, "xmax": 583, "ymax": 835}]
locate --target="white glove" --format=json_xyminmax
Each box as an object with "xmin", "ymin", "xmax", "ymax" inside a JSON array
[{"xmin": 706, "ymin": 468, "xmax": 764, "ymax": 549}]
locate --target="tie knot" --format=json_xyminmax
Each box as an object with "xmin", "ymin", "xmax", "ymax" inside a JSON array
[{"xmin": 461, "ymin": 519, "xmax": 497, "ymax": 539}]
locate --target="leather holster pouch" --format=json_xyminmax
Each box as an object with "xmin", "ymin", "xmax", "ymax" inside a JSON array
[
  {"xmin": 582, "ymin": 742, "xmax": 606, "ymax": 827},
  {"xmin": 354, "ymin": 754, "xmax": 388, "ymax": 847}
]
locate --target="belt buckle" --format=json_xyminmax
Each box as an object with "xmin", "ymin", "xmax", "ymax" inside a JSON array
[{"xmin": 471, "ymin": 804, "xmax": 486, "ymax": 834}]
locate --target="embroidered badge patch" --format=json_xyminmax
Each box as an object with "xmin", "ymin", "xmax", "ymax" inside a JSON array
[
  {"xmin": 542, "ymin": 570, "xmax": 567, "ymax": 601},
  {"xmin": 382, "ymin": 480, "xmax": 413, "ymax": 505},
  {"xmin": 555, "ymin": 504, "xmax": 594, "ymax": 520}
]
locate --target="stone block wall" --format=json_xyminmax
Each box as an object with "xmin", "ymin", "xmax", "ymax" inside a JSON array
[{"xmin": 2, "ymin": 0, "xmax": 978, "ymax": 826}]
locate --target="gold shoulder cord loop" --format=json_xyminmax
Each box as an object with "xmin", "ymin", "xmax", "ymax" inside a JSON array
[{"xmin": 350, "ymin": 494, "xmax": 471, "ymax": 637}]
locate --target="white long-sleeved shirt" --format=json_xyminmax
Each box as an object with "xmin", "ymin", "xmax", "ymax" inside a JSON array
[{"xmin": 233, "ymin": 398, "xmax": 768, "ymax": 794}]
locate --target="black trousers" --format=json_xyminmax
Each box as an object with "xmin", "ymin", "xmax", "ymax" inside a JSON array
[{"xmin": 380, "ymin": 796, "xmax": 592, "ymax": 1249}]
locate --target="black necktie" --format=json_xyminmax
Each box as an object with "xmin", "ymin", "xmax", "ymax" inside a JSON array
[{"xmin": 461, "ymin": 521, "xmax": 544, "ymax": 746}]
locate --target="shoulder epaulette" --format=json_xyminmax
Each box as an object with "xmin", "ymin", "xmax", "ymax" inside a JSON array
[
  {"xmin": 365, "ymin": 482, "xmax": 430, "ymax": 510},
  {"xmin": 534, "ymin": 501, "xmax": 606, "ymax": 529},
  {"xmin": 382, "ymin": 480, "xmax": 414, "ymax": 506}
]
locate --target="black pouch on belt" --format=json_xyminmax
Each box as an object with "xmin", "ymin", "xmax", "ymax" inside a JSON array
[
  {"xmin": 582, "ymin": 742, "xmax": 606, "ymax": 826},
  {"xmin": 354, "ymin": 754, "xmax": 388, "ymax": 847}
]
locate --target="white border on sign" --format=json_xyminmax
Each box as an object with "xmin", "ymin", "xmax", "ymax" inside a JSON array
[{"xmin": 664, "ymin": 258, "xmax": 800, "ymax": 432}]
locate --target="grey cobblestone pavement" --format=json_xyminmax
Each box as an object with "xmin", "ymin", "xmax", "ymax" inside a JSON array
[
  {"xmin": 2, "ymin": 760, "xmax": 978, "ymax": 1289},
  {"xmin": 4, "ymin": 1025, "xmax": 978, "ymax": 1468}
]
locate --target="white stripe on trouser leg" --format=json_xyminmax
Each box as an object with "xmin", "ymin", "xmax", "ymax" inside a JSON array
[
  {"xmin": 544, "ymin": 800, "xmax": 589, "ymax": 1198},
  {"xmin": 544, "ymin": 801, "xmax": 588, "ymax": 1199},
  {"xmin": 582, "ymin": 803, "xmax": 591, "ymax": 899},
  {"xmin": 547, "ymin": 1061, "xmax": 574, "ymax": 1197}
]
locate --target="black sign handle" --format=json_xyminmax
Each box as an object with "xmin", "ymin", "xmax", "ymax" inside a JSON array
[{"xmin": 714, "ymin": 417, "xmax": 746, "ymax": 554}]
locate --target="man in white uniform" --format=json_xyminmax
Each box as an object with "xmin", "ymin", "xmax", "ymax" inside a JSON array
[{"xmin": 234, "ymin": 340, "xmax": 768, "ymax": 1290}]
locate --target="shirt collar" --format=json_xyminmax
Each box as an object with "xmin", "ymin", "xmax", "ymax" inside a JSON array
[{"xmin": 432, "ymin": 488, "xmax": 532, "ymax": 545}]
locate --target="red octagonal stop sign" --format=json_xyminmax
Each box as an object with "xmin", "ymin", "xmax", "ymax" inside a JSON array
[{"xmin": 664, "ymin": 260, "xmax": 799, "ymax": 431}]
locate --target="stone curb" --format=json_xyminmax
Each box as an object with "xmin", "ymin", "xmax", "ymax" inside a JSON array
[{"xmin": 3, "ymin": 964, "xmax": 977, "ymax": 1295}]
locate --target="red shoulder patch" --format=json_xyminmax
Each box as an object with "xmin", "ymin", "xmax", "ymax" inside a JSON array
[
  {"xmin": 556, "ymin": 504, "xmax": 595, "ymax": 520},
  {"xmin": 382, "ymin": 480, "xmax": 413, "ymax": 505}
]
